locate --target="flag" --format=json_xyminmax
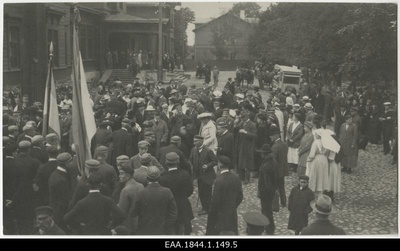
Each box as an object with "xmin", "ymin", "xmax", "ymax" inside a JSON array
[
  {"xmin": 42, "ymin": 41, "xmax": 61, "ymax": 140},
  {"xmin": 71, "ymin": 7, "xmax": 96, "ymax": 176}
]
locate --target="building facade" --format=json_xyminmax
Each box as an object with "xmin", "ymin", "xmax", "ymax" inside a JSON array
[
  {"xmin": 193, "ymin": 12, "xmax": 255, "ymax": 61},
  {"xmin": 3, "ymin": 2, "xmax": 177, "ymax": 102}
]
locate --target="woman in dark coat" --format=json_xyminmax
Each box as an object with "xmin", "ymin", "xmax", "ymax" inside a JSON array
[
  {"xmin": 287, "ymin": 175, "xmax": 314, "ymax": 235},
  {"xmin": 368, "ymin": 104, "xmax": 382, "ymax": 144}
]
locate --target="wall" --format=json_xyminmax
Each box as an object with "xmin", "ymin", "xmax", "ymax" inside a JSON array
[{"xmin": 184, "ymin": 59, "xmax": 255, "ymax": 71}]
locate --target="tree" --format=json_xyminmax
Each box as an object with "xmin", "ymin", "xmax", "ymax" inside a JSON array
[
  {"xmin": 229, "ymin": 2, "xmax": 261, "ymax": 18},
  {"xmin": 174, "ymin": 7, "xmax": 195, "ymax": 59}
]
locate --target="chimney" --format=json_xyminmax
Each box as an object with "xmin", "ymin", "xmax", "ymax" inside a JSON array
[{"xmin": 240, "ymin": 10, "xmax": 245, "ymax": 20}]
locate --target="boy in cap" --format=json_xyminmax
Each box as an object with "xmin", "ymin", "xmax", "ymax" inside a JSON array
[
  {"xmin": 287, "ymin": 175, "xmax": 315, "ymax": 235},
  {"xmin": 206, "ymin": 156, "xmax": 243, "ymax": 235},
  {"xmin": 30, "ymin": 135, "xmax": 49, "ymax": 164},
  {"xmin": 111, "ymin": 118, "xmax": 134, "ymax": 168},
  {"xmin": 128, "ymin": 140, "xmax": 163, "ymax": 171},
  {"xmin": 157, "ymin": 136, "xmax": 191, "ymax": 174},
  {"xmin": 243, "ymin": 212, "xmax": 270, "ymax": 235},
  {"xmin": 64, "ymin": 172, "xmax": 126, "ymax": 235},
  {"xmin": 94, "ymin": 146, "xmax": 118, "ymax": 191},
  {"xmin": 34, "ymin": 206, "xmax": 65, "ymax": 235},
  {"xmin": 48, "ymin": 152, "xmax": 73, "ymax": 232},
  {"xmin": 159, "ymin": 152, "xmax": 194, "ymax": 235},
  {"xmin": 132, "ymin": 166, "xmax": 178, "ymax": 235}
]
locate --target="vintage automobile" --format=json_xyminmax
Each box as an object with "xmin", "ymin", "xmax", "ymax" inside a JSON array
[{"xmin": 273, "ymin": 64, "xmax": 302, "ymax": 93}]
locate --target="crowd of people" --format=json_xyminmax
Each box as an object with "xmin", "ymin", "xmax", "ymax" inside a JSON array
[{"xmin": 2, "ymin": 69, "xmax": 397, "ymax": 235}]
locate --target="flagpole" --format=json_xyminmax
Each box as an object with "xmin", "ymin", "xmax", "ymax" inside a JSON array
[{"xmin": 42, "ymin": 41, "xmax": 54, "ymax": 137}]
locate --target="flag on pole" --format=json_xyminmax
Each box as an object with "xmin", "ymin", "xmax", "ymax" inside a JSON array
[
  {"xmin": 42, "ymin": 41, "xmax": 61, "ymax": 140},
  {"xmin": 71, "ymin": 6, "xmax": 96, "ymax": 177}
]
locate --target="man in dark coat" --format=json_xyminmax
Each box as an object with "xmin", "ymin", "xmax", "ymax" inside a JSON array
[
  {"xmin": 60, "ymin": 106, "xmax": 72, "ymax": 153},
  {"xmin": 287, "ymin": 175, "xmax": 314, "ymax": 235},
  {"xmin": 64, "ymin": 171, "xmax": 126, "ymax": 235},
  {"xmin": 206, "ymin": 156, "xmax": 243, "ymax": 235},
  {"xmin": 334, "ymin": 105, "xmax": 349, "ymax": 137},
  {"xmin": 257, "ymin": 143, "xmax": 278, "ymax": 235},
  {"xmin": 157, "ymin": 136, "xmax": 191, "ymax": 175},
  {"xmin": 14, "ymin": 140, "xmax": 42, "ymax": 234},
  {"xmin": 221, "ymin": 86, "xmax": 234, "ymax": 108},
  {"xmin": 111, "ymin": 118, "xmax": 133, "ymax": 168},
  {"xmin": 301, "ymin": 195, "xmax": 346, "ymax": 235},
  {"xmin": 159, "ymin": 152, "xmax": 194, "ymax": 235},
  {"xmin": 270, "ymin": 125, "xmax": 289, "ymax": 208},
  {"xmin": 91, "ymin": 120, "xmax": 113, "ymax": 155},
  {"xmin": 34, "ymin": 206, "xmax": 66, "ymax": 235},
  {"xmin": 30, "ymin": 135, "xmax": 49, "ymax": 164},
  {"xmin": 48, "ymin": 152, "xmax": 73, "ymax": 233},
  {"xmin": 216, "ymin": 120, "xmax": 234, "ymax": 164},
  {"xmin": 132, "ymin": 166, "xmax": 178, "ymax": 235},
  {"xmin": 34, "ymin": 146, "xmax": 59, "ymax": 206},
  {"xmin": 190, "ymin": 135, "xmax": 218, "ymax": 215},
  {"xmin": 380, "ymin": 102, "xmax": 395, "ymax": 155}
]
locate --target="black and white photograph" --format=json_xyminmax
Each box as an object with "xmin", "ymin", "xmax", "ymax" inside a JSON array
[{"xmin": 1, "ymin": 0, "xmax": 398, "ymax": 238}]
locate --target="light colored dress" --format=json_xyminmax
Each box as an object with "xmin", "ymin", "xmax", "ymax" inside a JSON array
[
  {"xmin": 327, "ymin": 151, "xmax": 341, "ymax": 193},
  {"xmin": 306, "ymin": 139, "xmax": 330, "ymax": 193}
]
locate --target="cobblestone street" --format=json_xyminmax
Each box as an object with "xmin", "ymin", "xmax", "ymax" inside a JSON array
[{"xmin": 182, "ymin": 71, "xmax": 398, "ymax": 236}]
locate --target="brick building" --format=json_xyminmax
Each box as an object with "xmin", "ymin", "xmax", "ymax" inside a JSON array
[{"xmin": 3, "ymin": 2, "xmax": 177, "ymax": 102}]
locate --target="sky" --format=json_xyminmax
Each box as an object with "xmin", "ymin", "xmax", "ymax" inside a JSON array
[{"xmin": 181, "ymin": 2, "xmax": 272, "ymax": 45}]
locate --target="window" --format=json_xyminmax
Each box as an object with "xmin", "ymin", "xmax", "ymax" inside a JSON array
[
  {"xmin": 47, "ymin": 29, "xmax": 59, "ymax": 67},
  {"xmin": 9, "ymin": 26, "xmax": 21, "ymax": 69},
  {"xmin": 79, "ymin": 25, "xmax": 95, "ymax": 60}
]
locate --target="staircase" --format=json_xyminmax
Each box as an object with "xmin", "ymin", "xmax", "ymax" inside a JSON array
[
  {"xmin": 108, "ymin": 68, "xmax": 134, "ymax": 85},
  {"xmin": 167, "ymin": 69, "xmax": 191, "ymax": 82}
]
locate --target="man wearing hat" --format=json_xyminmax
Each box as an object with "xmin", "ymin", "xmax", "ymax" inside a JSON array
[
  {"xmin": 190, "ymin": 135, "xmax": 218, "ymax": 216},
  {"xmin": 159, "ymin": 152, "xmax": 194, "ymax": 235},
  {"xmin": 14, "ymin": 140, "xmax": 42, "ymax": 234},
  {"xmin": 34, "ymin": 146, "xmax": 59, "ymax": 206},
  {"xmin": 48, "ymin": 152, "xmax": 73, "ymax": 232},
  {"xmin": 293, "ymin": 103, "xmax": 306, "ymax": 124},
  {"xmin": 170, "ymin": 102, "xmax": 191, "ymax": 137},
  {"xmin": 235, "ymin": 109, "xmax": 257, "ymax": 185},
  {"xmin": 34, "ymin": 206, "xmax": 65, "ymax": 235},
  {"xmin": 304, "ymin": 102, "xmax": 317, "ymax": 123},
  {"xmin": 206, "ymin": 156, "xmax": 243, "ymax": 235},
  {"xmin": 287, "ymin": 175, "xmax": 315, "ymax": 235},
  {"xmin": 158, "ymin": 136, "xmax": 191, "ymax": 174},
  {"xmin": 216, "ymin": 120, "xmax": 234, "ymax": 163},
  {"xmin": 198, "ymin": 112, "xmax": 218, "ymax": 154},
  {"xmin": 94, "ymin": 146, "xmax": 118, "ymax": 191},
  {"xmin": 45, "ymin": 133, "xmax": 59, "ymax": 147},
  {"xmin": 133, "ymin": 153, "xmax": 155, "ymax": 187},
  {"xmin": 111, "ymin": 118, "xmax": 134, "ymax": 168},
  {"xmin": 30, "ymin": 135, "xmax": 49, "ymax": 164},
  {"xmin": 64, "ymin": 172, "xmax": 126, "ymax": 235},
  {"xmin": 7, "ymin": 125, "xmax": 19, "ymax": 144},
  {"xmin": 243, "ymin": 212, "xmax": 270, "ymax": 235},
  {"xmin": 3, "ymin": 138, "xmax": 20, "ymax": 234},
  {"xmin": 117, "ymin": 164, "xmax": 144, "ymax": 234},
  {"xmin": 380, "ymin": 102, "xmax": 395, "ymax": 155},
  {"xmin": 17, "ymin": 124, "xmax": 35, "ymax": 144},
  {"xmin": 300, "ymin": 195, "xmax": 345, "ymax": 235},
  {"xmin": 212, "ymin": 98, "xmax": 223, "ymax": 120},
  {"xmin": 270, "ymin": 125, "xmax": 289, "ymax": 208},
  {"xmin": 257, "ymin": 143, "xmax": 279, "ymax": 235},
  {"xmin": 132, "ymin": 166, "xmax": 178, "ymax": 235},
  {"xmin": 221, "ymin": 85, "xmax": 234, "ymax": 109},
  {"xmin": 148, "ymin": 111, "xmax": 169, "ymax": 157},
  {"xmin": 91, "ymin": 119, "xmax": 113, "ymax": 155},
  {"xmin": 60, "ymin": 104, "xmax": 72, "ymax": 152},
  {"xmin": 128, "ymin": 140, "xmax": 163, "ymax": 171}
]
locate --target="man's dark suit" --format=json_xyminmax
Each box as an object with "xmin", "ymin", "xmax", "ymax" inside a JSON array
[
  {"xmin": 35, "ymin": 159, "xmax": 58, "ymax": 206},
  {"xmin": 48, "ymin": 168, "xmax": 71, "ymax": 232},
  {"xmin": 217, "ymin": 130, "xmax": 234, "ymax": 164},
  {"xmin": 301, "ymin": 219, "xmax": 346, "ymax": 235},
  {"xmin": 271, "ymin": 138, "xmax": 288, "ymax": 207},
  {"xmin": 157, "ymin": 144, "xmax": 191, "ymax": 174},
  {"xmin": 30, "ymin": 146, "xmax": 49, "ymax": 164}
]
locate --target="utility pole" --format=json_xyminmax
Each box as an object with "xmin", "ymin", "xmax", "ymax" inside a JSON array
[{"xmin": 158, "ymin": 2, "xmax": 163, "ymax": 82}]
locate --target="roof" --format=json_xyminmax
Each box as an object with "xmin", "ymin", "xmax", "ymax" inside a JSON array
[
  {"xmin": 274, "ymin": 65, "xmax": 302, "ymax": 74},
  {"xmin": 193, "ymin": 13, "xmax": 252, "ymax": 32},
  {"xmin": 104, "ymin": 13, "xmax": 169, "ymax": 24}
]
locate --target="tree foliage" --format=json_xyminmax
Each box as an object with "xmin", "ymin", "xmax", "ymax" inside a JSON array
[
  {"xmin": 229, "ymin": 2, "xmax": 261, "ymax": 18},
  {"xmin": 249, "ymin": 3, "xmax": 397, "ymax": 85},
  {"xmin": 174, "ymin": 7, "xmax": 195, "ymax": 58}
]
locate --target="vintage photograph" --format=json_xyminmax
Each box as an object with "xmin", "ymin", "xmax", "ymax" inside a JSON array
[{"xmin": 1, "ymin": 1, "xmax": 398, "ymax": 237}]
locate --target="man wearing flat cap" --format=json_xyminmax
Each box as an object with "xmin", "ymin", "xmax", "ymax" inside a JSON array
[
  {"xmin": 159, "ymin": 152, "xmax": 194, "ymax": 235},
  {"xmin": 128, "ymin": 140, "xmax": 163, "ymax": 171},
  {"xmin": 257, "ymin": 143, "xmax": 279, "ymax": 235},
  {"xmin": 206, "ymin": 156, "xmax": 243, "ymax": 235},
  {"xmin": 243, "ymin": 212, "xmax": 270, "ymax": 235},
  {"xmin": 17, "ymin": 124, "xmax": 36, "ymax": 144},
  {"xmin": 34, "ymin": 206, "xmax": 65, "ymax": 235},
  {"xmin": 216, "ymin": 120, "xmax": 234, "ymax": 163},
  {"xmin": 190, "ymin": 135, "xmax": 218, "ymax": 216},
  {"xmin": 94, "ymin": 146, "xmax": 118, "ymax": 191},
  {"xmin": 14, "ymin": 140, "xmax": 42, "ymax": 234},
  {"xmin": 132, "ymin": 166, "xmax": 178, "ymax": 235},
  {"xmin": 158, "ymin": 136, "xmax": 191, "ymax": 174},
  {"xmin": 110, "ymin": 118, "xmax": 134, "ymax": 167},
  {"xmin": 64, "ymin": 172, "xmax": 126, "ymax": 235},
  {"xmin": 300, "ymin": 195, "xmax": 345, "ymax": 235},
  {"xmin": 117, "ymin": 164, "xmax": 144, "ymax": 234},
  {"xmin": 150, "ymin": 111, "xmax": 169, "ymax": 157},
  {"xmin": 7, "ymin": 125, "xmax": 19, "ymax": 144},
  {"xmin": 91, "ymin": 119, "xmax": 113, "ymax": 155},
  {"xmin": 30, "ymin": 135, "xmax": 49, "ymax": 164},
  {"xmin": 287, "ymin": 175, "xmax": 314, "ymax": 235},
  {"xmin": 48, "ymin": 152, "xmax": 73, "ymax": 232}
]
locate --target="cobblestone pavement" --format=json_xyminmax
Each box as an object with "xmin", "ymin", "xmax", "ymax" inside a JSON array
[{"xmin": 182, "ymin": 71, "xmax": 398, "ymax": 236}]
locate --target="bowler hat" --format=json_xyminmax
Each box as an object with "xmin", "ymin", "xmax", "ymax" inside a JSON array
[
  {"xmin": 57, "ymin": 152, "xmax": 72, "ymax": 164},
  {"xmin": 299, "ymin": 175, "xmax": 310, "ymax": 181},
  {"xmin": 146, "ymin": 166, "xmax": 161, "ymax": 180},
  {"xmin": 256, "ymin": 143, "xmax": 272, "ymax": 153},
  {"xmin": 310, "ymin": 195, "xmax": 338, "ymax": 215},
  {"xmin": 166, "ymin": 152, "xmax": 180, "ymax": 164}
]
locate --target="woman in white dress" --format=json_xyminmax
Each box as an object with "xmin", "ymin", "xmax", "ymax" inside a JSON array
[
  {"xmin": 324, "ymin": 129, "xmax": 342, "ymax": 202},
  {"xmin": 306, "ymin": 129, "xmax": 330, "ymax": 198}
]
